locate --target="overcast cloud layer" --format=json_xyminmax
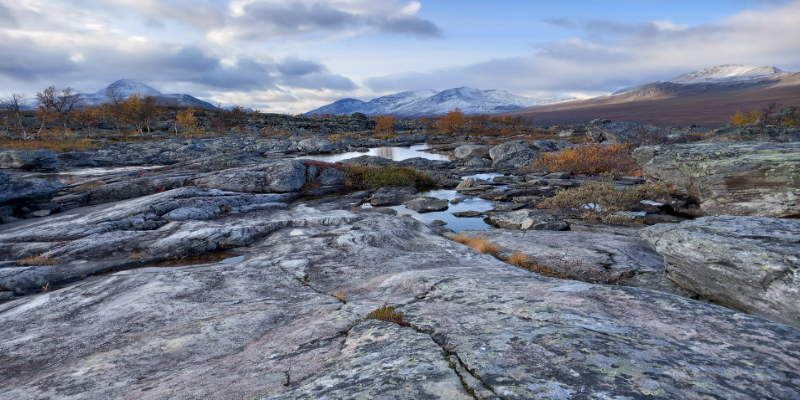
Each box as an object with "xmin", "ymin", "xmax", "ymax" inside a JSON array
[{"xmin": 1, "ymin": 0, "xmax": 798, "ymax": 113}]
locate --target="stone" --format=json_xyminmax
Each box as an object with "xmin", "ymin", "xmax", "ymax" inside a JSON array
[
  {"xmin": 430, "ymin": 219, "xmax": 447, "ymax": 226},
  {"xmin": 451, "ymin": 210, "xmax": 484, "ymax": 218},
  {"xmin": 369, "ymin": 186, "xmax": 418, "ymax": 206},
  {"xmin": 633, "ymin": 142, "xmax": 800, "ymax": 217},
  {"xmin": 528, "ymin": 140, "xmax": 574, "ymax": 153},
  {"xmin": 489, "ymin": 141, "xmax": 539, "ymax": 169},
  {"xmin": 193, "ymin": 160, "xmax": 307, "ymax": 194},
  {"xmin": 464, "ymin": 157, "xmax": 492, "ymax": 167},
  {"xmin": 297, "ymin": 138, "xmax": 336, "ymax": 154},
  {"xmin": 317, "ymin": 168, "xmax": 349, "ymax": 186},
  {"xmin": 449, "ymin": 197, "xmax": 466, "ymax": 204},
  {"xmin": 0, "ymin": 149, "xmax": 60, "ymax": 170},
  {"xmin": 485, "ymin": 209, "xmax": 568, "ymax": 231},
  {"xmin": 0, "ymin": 172, "xmax": 65, "ymax": 205},
  {"xmin": 453, "ymin": 144, "xmax": 490, "ymax": 160},
  {"xmin": 405, "ymin": 197, "xmax": 449, "ymax": 213},
  {"xmin": 543, "ymin": 172, "xmax": 571, "ymax": 179},
  {"xmin": 454, "ymin": 177, "xmax": 474, "ymax": 191},
  {"xmin": 458, "ymin": 228, "xmax": 690, "ymax": 296},
  {"xmin": 641, "ymin": 216, "xmax": 800, "ymax": 327}
]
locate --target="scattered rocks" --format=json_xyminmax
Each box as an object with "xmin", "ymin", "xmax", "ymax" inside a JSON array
[
  {"xmin": 297, "ymin": 137, "xmax": 336, "ymax": 154},
  {"xmin": 489, "ymin": 141, "xmax": 539, "ymax": 169},
  {"xmin": 405, "ymin": 197, "xmax": 449, "ymax": 213},
  {"xmin": 485, "ymin": 209, "xmax": 568, "ymax": 231},
  {"xmin": 369, "ymin": 186, "xmax": 418, "ymax": 206},
  {"xmin": 453, "ymin": 144, "xmax": 490, "ymax": 160},
  {"xmin": 451, "ymin": 210, "xmax": 484, "ymax": 218},
  {"xmin": 634, "ymin": 142, "xmax": 800, "ymax": 217},
  {"xmin": 641, "ymin": 216, "xmax": 800, "ymax": 327}
]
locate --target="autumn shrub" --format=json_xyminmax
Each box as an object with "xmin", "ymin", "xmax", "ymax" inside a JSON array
[
  {"xmin": 527, "ymin": 143, "xmax": 640, "ymax": 176},
  {"xmin": 342, "ymin": 165, "xmax": 433, "ymax": 188},
  {"xmin": 375, "ymin": 115, "xmax": 397, "ymax": 135},
  {"xmin": 730, "ymin": 110, "xmax": 762, "ymax": 126},
  {"xmin": 367, "ymin": 303, "xmax": 409, "ymax": 327},
  {"xmin": 541, "ymin": 179, "xmax": 678, "ymax": 224},
  {"xmin": 452, "ymin": 234, "xmax": 470, "ymax": 244},
  {"xmin": 466, "ymin": 237, "xmax": 501, "ymax": 255},
  {"xmin": 437, "ymin": 108, "xmax": 466, "ymax": 134}
]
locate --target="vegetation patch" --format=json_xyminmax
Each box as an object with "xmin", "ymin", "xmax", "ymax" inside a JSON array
[
  {"xmin": 465, "ymin": 237, "xmax": 501, "ymax": 256},
  {"xmin": 366, "ymin": 303, "xmax": 410, "ymax": 327},
  {"xmin": 540, "ymin": 179, "xmax": 678, "ymax": 225},
  {"xmin": 527, "ymin": 143, "xmax": 640, "ymax": 176},
  {"xmin": 342, "ymin": 165, "xmax": 433, "ymax": 188},
  {"xmin": 17, "ymin": 253, "xmax": 58, "ymax": 266}
]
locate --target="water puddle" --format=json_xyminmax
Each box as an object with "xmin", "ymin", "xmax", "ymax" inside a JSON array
[
  {"xmin": 301, "ymin": 144, "xmax": 453, "ymax": 163},
  {"xmin": 109, "ymin": 252, "xmax": 247, "ymax": 275},
  {"xmin": 21, "ymin": 165, "xmax": 165, "ymax": 184},
  {"xmin": 364, "ymin": 173, "xmax": 509, "ymax": 233}
]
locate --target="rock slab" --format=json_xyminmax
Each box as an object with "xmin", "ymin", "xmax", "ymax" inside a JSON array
[{"xmin": 641, "ymin": 216, "xmax": 800, "ymax": 328}]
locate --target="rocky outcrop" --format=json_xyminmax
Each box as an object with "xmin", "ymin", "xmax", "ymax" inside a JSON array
[
  {"xmin": 297, "ymin": 137, "xmax": 335, "ymax": 154},
  {"xmin": 1, "ymin": 212, "xmax": 799, "ymax": 398},
  {"xmin": 0, "ymin": 149, "xmax": 60, "ymax": 170},
  {"xmin": 641, "ymin": 216, "xmax": 800, "ymax": 327},
  {"xmin": 587, "ymin": 119, "xmax": 685, "ymax": 144},
  {"xmin": 453, "ymin": 144, "xmax": 490, "ymax": 160},
  {"xmin": 404, "ymin": 197, "xmax": 449, "ymax": 213},
  {"xmin": 633, "ymin": 142, "xmax": 800, "ymax": 217},
  {"xmin": 0, "ymin": 172, "xmax": 64, "ymax": 205},
  {"xmin": 485, "ymin": 209, "xmax": 568, "ymax": 231},
  {"xmin": 458, "ymin": 228, "xmax": 690, "ymax": 296},
  {"xmin": 368, "ymin": 186, "xmax": 418, "ymax": 206},
  {"xmin": 489, "ymin": 141, "xmax": 539, "ymax": 169},
  {"xmin": 192, "ymin": 160, "xmax": 307, "ymax": 193}
]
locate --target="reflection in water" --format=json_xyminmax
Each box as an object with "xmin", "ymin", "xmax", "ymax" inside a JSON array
[{"xmin": 303, "ymin": 144, "xmax": 454, "ymax": 163}]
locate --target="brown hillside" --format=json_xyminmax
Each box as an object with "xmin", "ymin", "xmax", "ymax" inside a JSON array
[{"xmin": 505, "ymin": 85, "xmax": 800, "ymax": 128}]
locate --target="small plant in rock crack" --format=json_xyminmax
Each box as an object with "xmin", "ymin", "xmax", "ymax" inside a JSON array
[
  {"xmin": 129, "ymin": 251, "xmax": 145, "ymax": 260},
  {"xmin": 466, "ymin": 237, "xmax": 501, "ymax": 256},
  {"xmin": 17, "ymin": 253, "xmax": 58, "ymax": 266},
  {"xmin": 334, "ymin": 291, "xmax": 346, "ymax": 303},
  {"xmin": 366, "ymin": 303, "xmax": 410, "ymax": 327},
  {"xmin": 42, "ymin": 282, "xmax": 51, "ymax": 292},
  {"xmin": 506, "ymin": 251, "xmax": 531, "ymax": 268}
]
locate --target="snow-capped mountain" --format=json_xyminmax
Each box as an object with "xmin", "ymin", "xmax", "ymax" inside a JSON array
[
  {"xmin": 83, "ymin": 79, "xmax": 217, "ymax": 109},
  {"xmin": 306, "ymin": 87, "xmax": 570, "ymax": 117},
  {"xmin": 614, "ymin": 64, "xmax": 789, "ymax": 94}
]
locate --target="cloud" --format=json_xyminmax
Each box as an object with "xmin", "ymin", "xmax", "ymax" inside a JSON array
[
  {"xmin": 208, "ymin": 0, "xmax": 441, "ymax": 43},
  {"xmin": 0, "ymin": 2, "xmax": 17, "ymax": 28},
  {"xmin": 367, "ymin": 0, "xmax": 800, "ymax": 97},
  {"xmin": 542, "ymin": 18, "xmax": 575, "ymax": 28},
  {"xmin": 98, "ymin": 0, "xmax": 226, "ymax": 29}
]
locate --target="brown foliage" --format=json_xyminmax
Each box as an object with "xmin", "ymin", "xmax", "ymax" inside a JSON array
[
  {"xmin": 436, "ymin": 108, "xmax": 466, "ymax": 134},
  {"xmin": 367, "ymin": 303, "xmax": 409, "ymax": 327},
  {"xmin": 466, "ymin": 237, "xmax": 501, "ymax": 255},
  {"xmin": 528, "ymin": 143, "xmax": 640, "ymax": 176},
  {"xmin": 375, "ymin": 115, "xmax": 397, "ymax": 134}
]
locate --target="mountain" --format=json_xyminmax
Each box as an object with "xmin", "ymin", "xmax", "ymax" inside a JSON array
[
  {"xmin": 306, "ymin": 87, "xmax": 570, "ymax": 117},
  {"xmin": 82, "ymin": 79, "xmax": 218, "ymax": 109},
  {"xmin": 504, "ymin": 65, "xmax": 800, "ymax": 128}
]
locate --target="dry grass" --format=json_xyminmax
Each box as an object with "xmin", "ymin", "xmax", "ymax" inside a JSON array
[
  {"xmin": 466, "ymin": 237, "xmax": 501, "ymax": 255},
  {"xmin": 0, "ymin": 133, "xmax": 98, "ymax": 152},
  {"xmin": 506, "ymin": 251, "xmax": 531, "ymax": 268},
  {"xmin": 528, "ymin": 143, "xmax": 640, "ymax": 176},
  {"xmin": 334, "ymin": 291, "xmax": 346, "ymax": 303},
  {"xmin": 129, "ymin": 251, "xmax": 144, "ymax": 260},
  {"xmin": 366, "ymin": 303, "xmax": 409, "ymax": 327},
  {"xmin": 522, "ymin": 263, "xmax": 571, "ymax": 280},
  {"xmin": 452, "ymin": 234, "xmax": 470, "ymax": 244},
  {"xmin": 17, "ymin": 253, "xmax": 58, "ymax": 266}
]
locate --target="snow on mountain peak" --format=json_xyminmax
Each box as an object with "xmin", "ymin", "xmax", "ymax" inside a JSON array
[
  {"xmin": 96, "ymin": 79, "xmax": 162, "ymax": 96},
  {"xmin": 669, "ymin": 64, "xmax": 784, "ymax": 84}
]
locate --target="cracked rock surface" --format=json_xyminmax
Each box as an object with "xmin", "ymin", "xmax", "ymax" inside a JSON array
[{"xmin": 1, "ymin": 207, "xmax": 799, "ymax": 399}]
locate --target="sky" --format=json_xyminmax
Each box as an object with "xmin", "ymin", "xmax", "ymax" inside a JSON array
[{"xmin": 1, "ymin": 0, "xmax": 799, "ymax": 114}]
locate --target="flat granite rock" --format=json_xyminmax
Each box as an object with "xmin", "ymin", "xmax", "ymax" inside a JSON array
[
  {"xmin": 641, "ymin": 216, "xmax": 800, "ymax": 328},
  {"xmin": 1, "ymin": 212, "xmax": 799, "ymax": 399}
]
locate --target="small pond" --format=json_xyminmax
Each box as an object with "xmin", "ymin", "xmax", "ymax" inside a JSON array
[
  {"xmin": 302, "ymin": 144, "xmax": 453, "ymax": 163},
  {"xmin": 363, "ymin": 173, "xmax": 506, "ymax": 233}
]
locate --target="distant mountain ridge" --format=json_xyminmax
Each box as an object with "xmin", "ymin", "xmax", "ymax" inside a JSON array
[
  {"xmin": 503, "ymin": 64, "xmax": 800, "ymax": 128},
  {"xmin": 306, "ymin": 87, "xmax": 571, "ymax": 117},
  {"xmin": 83, "ymin": 79, "xmax": 218, "ymax": 110}
]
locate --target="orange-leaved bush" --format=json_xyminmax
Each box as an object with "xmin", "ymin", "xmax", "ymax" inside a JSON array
[
  {"xmin": 528, "ymin": 143, "xmax": 639, "ymax": 175},
  {"xmin": 730, "ymin": 110, "xmax": 761, "ymax": 126}
]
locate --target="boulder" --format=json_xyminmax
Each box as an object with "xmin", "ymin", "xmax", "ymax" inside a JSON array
[
  {"xmin": 404, "ymin": 197, "xmax": 449, "ymax": 213},
  {"xmin": 641, "ymin": 216, "xmax": 800, "ymax": 327},
  {"xmin": 369, "ymin": 186, "xmax": 418, "ymax": 206},
  {"xmin": 297, "ymin": 138, "xmax": 335, "ymax": 154},
  {"xmin": 454, "ymin": 177, "xmax": 474, "ymax": 191},
  {"xmin": 453, "ymin": 145, "xmax": 490, "ymax": 160},
  {"xmin": 0, "ymin": 172, "xmax": 65, "ymax": 205},
  {"xmin": 488, "ymin": 141, "xmax": 539, "ymax": 169},
  {"xmin": 193, "ymin": 160, "xmax": 307, "ymax": 194},
  {"xmin": 317, "ymin": 168, "xmax": 350, "ymax": 186},
  {"xmin": 633, "ymin": 142, "xmax": 800, "ymax": 217},
  {"xmin": 528, "ymin": 139, "xmax": 574, "ymax": 153},
  {"xmin": 464, "ymin": 157, "xmax": 492, "ymax": 167},
  {"xmin": 0, "ymin": 150, "xmax": 60, "ymax": 170},
  {"xmin": 485, "ymin": 209, "xmax": 568, "ymax": 231},
  {"xmin": 451, "ymin": 210, "xmax": 484, "ymax": 218}
]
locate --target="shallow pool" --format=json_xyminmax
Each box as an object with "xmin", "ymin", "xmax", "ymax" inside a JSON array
[{"xmin": 302, "ymin": 144, "xmax": 453, "ymax": 163}]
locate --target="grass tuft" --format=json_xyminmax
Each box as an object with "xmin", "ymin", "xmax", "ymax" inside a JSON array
[
  {"xmin": 334, "ymin": 291, "xmax": 346, "ymax": 303},
  {"xmin": 507, "ymin": 252, "xmax": 531, "ymax": 268},
  {"xmin": 17, "ymin": 253, "xmax": 58, "ymax": 266},
  {"xmin": 366, "ymin": 303, "xmax": 409, "ymax": 327},
  {"xmin": 466, "ymin": 237, "xmax": 501, "ymax": 255}
]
